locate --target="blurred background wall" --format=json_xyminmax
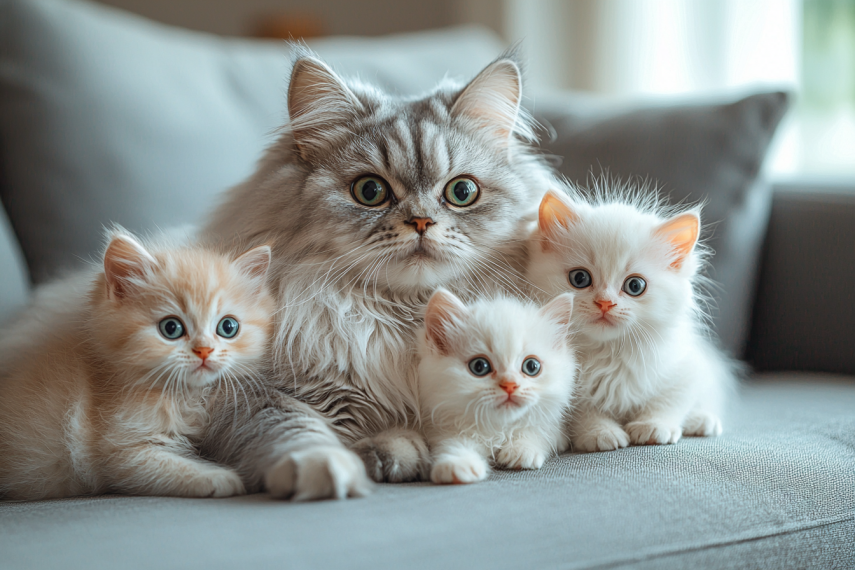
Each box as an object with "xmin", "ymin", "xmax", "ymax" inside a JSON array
[{"xmin": 93, "ymin": 0, "xmax": 854, "ymax": 177}]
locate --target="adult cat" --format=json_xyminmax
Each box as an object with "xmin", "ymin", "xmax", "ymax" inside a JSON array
[{"xmin": 200, "ymin": 48, "xmax": 556, "ymax": 499}]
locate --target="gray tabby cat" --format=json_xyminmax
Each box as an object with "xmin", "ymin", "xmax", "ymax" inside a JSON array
[{"xmin": 199, "ymin": 47, "xmax": 556, "ymax": 499}]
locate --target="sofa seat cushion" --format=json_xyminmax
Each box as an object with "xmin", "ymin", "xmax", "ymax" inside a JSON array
[{"xmin": 1, "ymin": 374, "xmax": 852, "ymax": 569}]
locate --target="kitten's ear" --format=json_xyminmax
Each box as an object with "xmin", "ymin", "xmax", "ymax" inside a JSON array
[
  {"xmin": 235, "ymin": 245, "xmax": 272, "ymax": 283},
  {"xmin": 424, "ymin": 288, "xmax": 468, "ymax": 356},
  {"xmin": 538, "ymin": 190, "xmax": 579, "ymax": 250},
  {"xmin": 452, "ymin": 56, "xmax": 524, "ymax": 143},
  {"xmin": 539, "ymin": 293, "xmax": 574, "ymax": 328},
  {"xmin": 288, "ymin": 53, "xmax": 364, "ymax": 160},
  {"xmin": 654, "ymin": 212, "xmax": 700, "ymax": 269},
  {"xmin": 103, "ymin": 232, "xmax": 156, "ymax": 300}
]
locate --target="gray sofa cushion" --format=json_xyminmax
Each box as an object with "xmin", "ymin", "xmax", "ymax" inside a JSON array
[
  {"xmin": 0, "ymin": 0, "xmax": 504, "ymax": 283},
  {"xmin": 1, "ymin": 374, "xmax": 852, "ymax": 569},
  {"xmin": 748, "ymin": 184, "xmax": 855, "ymax": 376},
  {"xmin": 0, "ymin": 204, "xmax": 29, "ymax": 319},
  {"xmin": 0, "ymin": 0, "xmax": 788, "ymax": 356},
  {"xmin": 537, "ymin": 92, "xmax": 790, "ymax": 356}
]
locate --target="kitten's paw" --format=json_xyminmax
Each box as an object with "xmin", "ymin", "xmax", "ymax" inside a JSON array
[
  {"xmin": 264, "ymin": 446, "xmax": 371, "ymax": 501},
  {"xmin": 351, "ymin": 427, "xmax": 430, "ymax": 483},
  {"xmin": 185, "ymin": 468, "xmax": 245, "ymax": 498},
  {"xmin": 572, "ymin": 423, "xmax": 630, "ymax": 452},
  {"xmin": 626, "ymin": 420, "xmax": 682, "ymax": 445},
  {"xmin": 496, "ymin": 443, "xmax": 548, "ymax": 470},
  {"xmin": 431, "ymin": 455, "xmax": 489, "ymax": 484},
  {"xmin": 683, "ymin": 411, "xmax": 723, "ymax": 437}
]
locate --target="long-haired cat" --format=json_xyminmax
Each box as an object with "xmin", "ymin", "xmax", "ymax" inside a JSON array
[
  {"xmin": 200, "ymin": 47, "xmax": 557, "ymax": 497},
  {"xmin": 418, "ymin": 289, "xmax": 576, "ymax": 484},
  {"xmin": 0, "ymin": 230, "xmax": 274, "ymax": 500},
  {"xmin": 527, "ymin": 186, "xmax": 735, "ymax": 452}
]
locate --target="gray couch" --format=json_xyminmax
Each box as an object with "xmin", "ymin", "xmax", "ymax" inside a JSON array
[{"xmin": 1, "ymin": 0, "xmax": 853, "ymax": 568}]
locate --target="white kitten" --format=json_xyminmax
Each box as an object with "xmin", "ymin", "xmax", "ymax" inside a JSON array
[
  {"xmin": 527, "ymin": 187, "xmax": 735, "ymax": 453},
  {"xmin": 417, "ymin": 289, "xmax": 577, "ymax": 484}
]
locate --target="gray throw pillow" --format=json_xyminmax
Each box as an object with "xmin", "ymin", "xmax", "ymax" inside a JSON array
[
  {"xmin": 0, "ymin": 0, "xmax": 504, "ymax": 283},
  {"xmin": 536, "ymin": 92, "xmax": 790, "ymax": 355}
]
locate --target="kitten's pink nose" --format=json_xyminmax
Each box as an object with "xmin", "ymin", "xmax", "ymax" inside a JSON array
[
  {"xmin": 405, "ymin": 217, "xmax": 435, "ymax": 235},
  {"xmin": 595, "ymin": 299, "xmax": 616, "ymax": 313},
  {"xmin": 499, "ymin": 380, "xmax": 518, "ymax": 395},
  {"xmin": 193, "ymin": 347, "xmax": 214, "ymax": 361}
]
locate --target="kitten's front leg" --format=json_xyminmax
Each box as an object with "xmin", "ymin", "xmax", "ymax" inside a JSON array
[
  {"xmin": 106, "ymin": 442, "xmax": 245, "ymax": 498},
  {"xmin": 430, "ymin": 437, "xmax": 490, "ymax": 484},
  {"xmin": 351, "ymin": 427, "xmax": 431, "ymax": 483},
  {"xmin": 569, "ymin": 403, "xmax": 630, "ymax": 452},
  {"xmin": 496, "ymin": 428, "xmax": 556, "ymax": 470}
]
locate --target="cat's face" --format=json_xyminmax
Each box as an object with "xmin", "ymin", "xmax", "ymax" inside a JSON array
[
  {"xmin": 91, "ymin": 234, "xmax": 274, "ymax": 390},
  {"xmin": 528, "ymin": 190, "xmax": 700, "ymax": 343},
  {"xmin": 281, "ymin": 53, "xmax": 547, "ymax": 294},
  {"xmin": 418, "ymin": 290, "xmax": 576, "ymax": 428}
]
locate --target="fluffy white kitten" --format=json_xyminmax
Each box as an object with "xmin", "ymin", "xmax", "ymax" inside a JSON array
[
  {"xmin": 417, "ymin": 289, "xmax": 577, "ymax": 484},
  {"xmin": 527, "ymin": 187, "xmax": 735, "ymax": 452}
]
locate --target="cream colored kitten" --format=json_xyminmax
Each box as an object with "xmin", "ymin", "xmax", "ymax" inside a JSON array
[
  {"xmin": 528, "ymin": 188, "xmax": 735, "ymax": 453},
  {"xmin": 418, "ymin": 289, "xmax": 577, "ymax": 484},
  {"xmin": 0, "ymin": 230, "xmax": 273, "ymax": 500}
]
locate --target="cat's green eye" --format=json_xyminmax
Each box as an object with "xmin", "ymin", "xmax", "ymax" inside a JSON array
[
  {"xmin": 522, "ymin": 357, "xmax": 541, "ymax": 377},
  {"xmin": 568, "ymin": 268, "xmax": 592, "ymax": 289},
  {"xmin": 216, "ymin": 317, "xmax": 240, "ymax": 338},
  {"xmin": 444, "ymin": 176, "xmax": 480, "ymax": 207},
  {"xmin": 468, "ymin": 357, "xmax": 492, "ymax": 377},
  {"xmin": 351, "ymin": 175, "xmax": 390, "ymax": 207},
  {"xmin": 158, "ymin": 317, "xmax": 185, "ymax": 340},
  {"xmin": 623, "ymin": 276, "xmax": 647, "ymax": 297}
]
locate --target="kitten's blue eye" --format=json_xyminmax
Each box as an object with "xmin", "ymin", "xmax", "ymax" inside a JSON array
[
  {"xmin": 444, "ymin": 176, "xmax": 480, "ymax": 207},
  {"xmin": 158, "ymin": 317, "xmax": 185, "ymax": 340},
  {"xmin": 623, "ymin": 276, "xmax": 647, "ymax": 297},
  {"xmin": 216, "ymin": 317, "xmax": 240, "ymax": 338},
  {"xmin": 568, "ymin": 269, "xmax": 592, "ymax": 289},
  {"xmin": 352, "ymin": 175, "xmax": 389, "ymax": 207},
  {"xmin": 522, "ymin": 357, "xmax": 541, "ymax": 377},
  {"xmin": 468, "ymin": 357, "xmax": 492, "ymax": 377}
]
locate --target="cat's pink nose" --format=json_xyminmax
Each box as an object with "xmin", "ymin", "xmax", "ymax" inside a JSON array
[
  {"xmin": 405, "ymin": 217, "xmax": 435, "ymax": 235},
  {"xmin": 193, "ymin": 347, "xmax": 214, "ymax": 361},
  {"xmin": 595, "ymin": 299, "xmax": 616, "ymax": 313},
  {"xmin": 499, "ymin": 380, "xmax": 518, "ymax": 395}
]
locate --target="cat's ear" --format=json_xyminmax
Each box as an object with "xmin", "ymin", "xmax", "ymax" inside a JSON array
[
  {"xmin": 654, "ymin": 212, "xmax": 700, "ymax": 269},
  {"xmin": 538, "ymin": 190, "xmax": 579, "ymax": 250},
  {"xmin": 103, "ymin": 232, "xmax": 156, "ymax": 300},
  {"xmin": 539, "ymin": 293, "xmax": 574, "ymax": 327},
  {"xmin": 288, "ymin": 53, "xmax": 364, "ymax": 160},
  {"xmin": 235, "ymin": 245, "xmax": 272, "ymax": 291},
  {"xmin": 452, "ymin": 56, "xmax": 524, "ymax": 143},
  {"xmin": 424, "ymin": 288, "xmax": 468, "ymax": 356}
]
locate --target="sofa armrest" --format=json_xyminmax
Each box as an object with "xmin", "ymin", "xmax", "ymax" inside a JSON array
[{"xmin": 747, "ymin": 182, "xmax": 855, "ymax": 375}]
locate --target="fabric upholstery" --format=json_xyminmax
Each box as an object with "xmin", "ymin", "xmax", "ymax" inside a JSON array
[
  {"xmin": 537, "ymin": 93, "xmax": 790, "ymax": 356},
  {"xmin": 747, "ymin": 185, "xmax": 855, "ymax": 376},
  {"xmin": 0, "ymin": 0, "xmax": 504, "ymax": 283},
  {"xmin": 1, "ymin": 0, "xmax": 788, "ymax": 358},
  {"xmin": 0, "ymin": 204, "xmax": 28, "ymax": 320},
  {"xmin": 1, "ymin": 375, "xmax": 853, "ymax": 570}
]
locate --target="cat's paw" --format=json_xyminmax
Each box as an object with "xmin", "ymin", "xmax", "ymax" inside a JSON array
[
  {"xmin": 496, "ymin": 443, "xmax": 548, "ymax": 470},
  {"xmin": 431, "ymin": 454, "xmax": 489, "ymax": 484},
  {"xmin": 572, "ymin": 422, "xmax": 630, "ymax": 452},
  {"xmin": 351, "ymin": 427, "xmax": 430, "ymax": 483},
  {"xmin": 625, "ymin": 420, "xmax": 682, "ymax": 445},
  {"xmin": 264, "ymin": 445, "xmax": 371, "ymax": 501},
  {"xmin": 186, "ymin": 468, "xmax": 246, "ymax": 498},
  {"xmin": 683, "ymin": 411, "xmax": 723, "ymax": 437}
]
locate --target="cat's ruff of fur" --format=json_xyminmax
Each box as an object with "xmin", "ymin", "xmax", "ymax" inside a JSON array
[
  {"xmin": 0, "ymin": 230, "xmax": 277, "ymax": 500},
  {"xmin": 527, "ymin": 183, "xmax": 736, "ymax": 453},
  {"xmin": 417, "ymin": 290, "xmax": 578, "ymax": 484},
  {"xmin": 202, "ymin": 47, "xmax": 558, "ymax": 494}
]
